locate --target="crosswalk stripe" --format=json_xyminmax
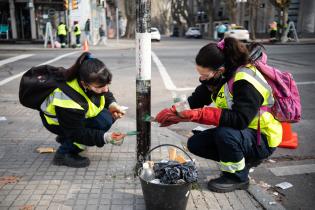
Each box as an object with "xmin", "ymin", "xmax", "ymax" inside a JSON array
[
  {"xmin": 269, "ymin": 164, "xmax": 315, "ymax": 176},
  {"xmin": 0, "ymin": 54, "xmax": 34, "ymax": 67},
  {"xmin": 0, "ymin": 51, "xmax": 79, "ymax": 86}
]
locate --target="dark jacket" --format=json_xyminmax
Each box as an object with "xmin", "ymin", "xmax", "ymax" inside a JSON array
[
  {"xmin": 84, "ymin": 20, "xmax": 90, "ymax": 32},
  {"xmin": 188, "ymin": 79, "xmax": 264, "ymax": 130},
  {"xmin": 41, "ymin": 90, "xmax": 116, "ymax": 147}
]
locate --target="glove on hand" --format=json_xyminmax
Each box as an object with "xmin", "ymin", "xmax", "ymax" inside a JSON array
[
  {"xmin": 109, "ymin": 102, "xmax": 126, "ymax": 119},
  {"xmin": 179, "ymin": 107, "xmax": 222, "ymax": 126},
  {"xmin": 104, "ymin": 132, "xmax": 126, "ymax": 146},
  {"xmin": 155, "ymin": 108, "xmax": 189, "ymax": 127}
]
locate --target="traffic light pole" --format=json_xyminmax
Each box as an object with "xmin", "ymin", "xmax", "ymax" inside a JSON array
[
  {"xmin": 67, "ymin": 4, "xmax": 71, "ymax": 47},
  {"xmin": 136, "ymin": 0, "xmax": 151, "ymax": 166}
]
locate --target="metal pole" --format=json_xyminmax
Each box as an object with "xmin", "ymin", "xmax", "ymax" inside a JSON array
[
  {"xmin": 67, "ymin": 1, "xmax": 71, "ymax": 48},
  {"xmin": 136, "ymin": 0, "xmax": 151, "ymax": 166},
  {"xmin": 104, "ymin": 1, "xmax": 108, "ymax": 44},
  {"xmin": 116, "ymin": 7, "xmax": 119, "ymax": 42}
]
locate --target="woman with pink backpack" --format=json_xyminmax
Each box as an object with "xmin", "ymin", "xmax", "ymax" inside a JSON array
[{"xmin": 155, "ymin": 37, "xmax": 283, "ymax": 193}]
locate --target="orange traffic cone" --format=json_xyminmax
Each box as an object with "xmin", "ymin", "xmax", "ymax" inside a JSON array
[
  {"xmin": 83, "ymin": 40, "xmax": 89, "ymax": 52},
  {"xmin": 279, "ymin": 122, "xmax": 298, "ymax": 149}
]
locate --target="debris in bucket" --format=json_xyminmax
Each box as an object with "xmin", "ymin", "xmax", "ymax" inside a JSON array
[
  {"xmin": 153, "ymin": 160, "xmax": 198, "ymax": 184},
  {"xmin": 140, "ymin": 162, "xmax": 155, "ymax": 182}
]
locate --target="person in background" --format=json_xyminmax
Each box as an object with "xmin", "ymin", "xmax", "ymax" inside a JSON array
[
  {"xmin": 84, "ymin": 18, "xmax": 91, "ymax": 44},
  {"xmin": 97, "ymin": 24, "xmax": 107, "ymax": 46},
  {"xmin": 155, "ymin": 38, "xmax": 282, "ymax": 193},
  {"xmin": 73, "ymin": 21, "xmax": 81, "ymax": 48},
  {"xmin": 40, "ymin": 52, "xmax": 126, "ymax": 168},
  {"xmin": 57, "ymin": 22, "xmax": 67, "ymax": 48},
  {"xmin": 269, "ymin": 21, "xmax": 277, "ymax": 42},
  {"xmin": 217, "ymin": 23, "xmax": 227, "ymax": 40}
]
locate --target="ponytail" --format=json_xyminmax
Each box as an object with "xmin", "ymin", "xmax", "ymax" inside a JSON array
[
  {"xmin": 63, "ymin": 52, "xmax": 91, "ymax": 81},
  {"xmin": 221, "ymin": 37, "xmax": 249, "ymax": 71}
]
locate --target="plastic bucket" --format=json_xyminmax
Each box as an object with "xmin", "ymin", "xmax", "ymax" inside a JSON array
[{"xmin": 139, "ymin": 144, "xmax": 195, "ymax": 210}]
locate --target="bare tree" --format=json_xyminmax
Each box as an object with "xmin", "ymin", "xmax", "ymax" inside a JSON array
[
  {"xmin": 204, "ymin": 0, "xmax": 215, "ymax": 39},
  {"xmin": 269, "ymin": 0, "xmax": 291, "ymax": 41},
  {"xmin": 224, "ymin": 0, "xmax": 237, "ymax": 24},
  {"xmin": 124, "ymin": 0, "xmax": 136, "ymax": 39},
  {"xmin": 248, "ymin": 0, "xmax": 259, "ymax": 40},
  {"xmin": 152, "ymin": 0, "xmax": 172, "ymax": 34},
  {"xmin": 171, "ymin": 0, "xmax": 196, "ymax": 35}
]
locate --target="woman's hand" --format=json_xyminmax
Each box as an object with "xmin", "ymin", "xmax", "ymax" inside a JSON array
[
  {"xmin": 109, "ymin": 102, "xmax": 126, "ymax": 120},
  {"xmin": 104, "ymin": 132, "xmax": 126, "ymax": 146}
]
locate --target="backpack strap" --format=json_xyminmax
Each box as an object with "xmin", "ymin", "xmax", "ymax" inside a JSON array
[{"xmin": 57, "ymin": 82, "xmax": 88, "ymax": 111}]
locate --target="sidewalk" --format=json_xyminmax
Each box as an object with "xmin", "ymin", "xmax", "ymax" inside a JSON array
[
  {"xmin": 0, "ymin": 39, "xmax": 135, "ymax": 51},
  {"xmin": 0, "ymin": 98, "xmax": 285, "ymax": 209},
  {"xmin": 1, "ymin": 37, "xmax": 315, "ymax": 52}
]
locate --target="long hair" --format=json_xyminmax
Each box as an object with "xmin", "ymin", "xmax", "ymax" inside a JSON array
[
  {"xmin": 195, "ymin": 37, "xmax": 250, "ymax": 75},
  {"xmin": 63, "ymin": 52, "xmax": 112, "ymax": 86}
]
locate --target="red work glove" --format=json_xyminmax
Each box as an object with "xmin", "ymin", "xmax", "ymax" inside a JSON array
[
  {"xmin": 179, "ymin": 107, "xmax": 222, "ymax": 126},
  {"xmin": 155, "ymin": 108, "xmax": 189, "ymax": 127}
]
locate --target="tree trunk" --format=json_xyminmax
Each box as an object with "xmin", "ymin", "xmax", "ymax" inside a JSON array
[
  {"xmin": 225, "ymin": 0, "xmax": 237, "ymax": 24},
  {"xmin": 249, "ymin": 0, "xmax": 258, "ymax": 40},
  {"xmin": 124, "ymin": 0, "xmax": 136, "ymax": 39}
]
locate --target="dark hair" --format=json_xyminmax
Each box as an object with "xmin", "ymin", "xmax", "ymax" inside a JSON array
[
  {"xmin": 64, "ymin": 52, "xmax": 112, "ymax": 86},
  {"xmin": 195, "ymin": 37, "xmax": 249, "ymax": 73}
]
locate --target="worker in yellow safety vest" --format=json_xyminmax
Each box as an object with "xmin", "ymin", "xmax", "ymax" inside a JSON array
[
  {"xmin": 39, "ymin": 52, "xmax": 127, "ymax": 167},
  {"xmin": 73, "ymin": 21, "xmax": 81, "ymax": 48},
  {"xmin": 155, "ymin": 37, "xmax": 282, "ymax": 193},
  {"xmin": 57, "ymin": 22, "xmax": 67, "ymax": 48}
]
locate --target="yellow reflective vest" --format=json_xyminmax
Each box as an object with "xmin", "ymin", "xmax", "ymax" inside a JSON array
[
  {"xmin": 40, "ymin": 78, "xmax": 105, "ymax": 126},
  {"xmin": 74, "ymin": 24, "xmax": 81, "ymax": 36},
  {"xmin": 57, "ymin": 24, "xmax": 67, "ymax": 36},
  {"xmin": 214, "ymin": 64, "xmax": 282, "ymax": 147}
]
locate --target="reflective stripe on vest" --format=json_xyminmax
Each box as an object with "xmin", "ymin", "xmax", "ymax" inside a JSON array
[
  {"xmin": 40, "ymin": 78, "xmax": 105, "ymax": 126},
  {"xmin": 214, "ymin": 65, "xmax": 282, "ymax": 147},
  {"xmin": 57, "ymin": 24, "xmax": 67, "ymax": 36},
  {"xmin": 220, "ymin": 158, "xmax": 245, "ymax": 173},
  {"xmin": 74, "ymin": 24, "xmax": 81, "ymax": 35}
]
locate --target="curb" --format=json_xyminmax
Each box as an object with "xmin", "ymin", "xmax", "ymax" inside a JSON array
[{"xmin": 247, "ymin": 184, "xmax": 286, "ymax": 210}]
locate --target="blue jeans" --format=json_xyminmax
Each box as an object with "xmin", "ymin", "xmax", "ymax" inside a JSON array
[
  {"xmin": 187, "ymin": 127, "xmax": 275, "ymax": 181},
  {"xmin": 58, "ymin": 108, "xmax": 114, "ymax": 154}
]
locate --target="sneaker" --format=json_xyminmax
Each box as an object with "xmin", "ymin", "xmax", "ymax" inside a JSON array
[
  {"xmin": 207, "ymin": 174, "xmax": 249, "ymax": 193},
  {"xmin": 53, "ymin": 153, "xmax": 90, "ymax": 168}
]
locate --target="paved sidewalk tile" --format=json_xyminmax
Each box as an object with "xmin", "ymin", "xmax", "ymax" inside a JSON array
[{"xmin": 0, "ymin": 103, "xmax": 272, "ymax": 209}]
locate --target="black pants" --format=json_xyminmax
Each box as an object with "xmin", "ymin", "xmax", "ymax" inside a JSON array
[
  {"xmin": 76, "ymin": 34, "xmax": 81, "ymax": 45},
  {"xmin": 187, "ymin": 127, "xmax": 275, "ymax": 181}
]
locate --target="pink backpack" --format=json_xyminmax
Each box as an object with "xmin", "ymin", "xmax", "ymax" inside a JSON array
[
  {"xmin": 229, "ymin": 48, "xmax": 301, "ymax": 123},
  {"xmin": 254, "ymin": 51, "xmax": 301, "ymax": 123}
]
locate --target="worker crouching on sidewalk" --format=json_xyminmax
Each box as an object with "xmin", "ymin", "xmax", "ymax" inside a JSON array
[
  {"xmin": 156, "ymin": 37, "xmax": 282, "ymax": 193},
  {"xmin": 40, "ymin": 52, "xmax": 126, "ymax": 168}
]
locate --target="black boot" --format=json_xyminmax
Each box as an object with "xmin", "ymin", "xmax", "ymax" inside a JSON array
[
  {"xmin": 207, "ymin": 174, "xmax": 249, "ymax": 193},
  {"xmin": 53, "ymin": 152, "xmax": 90, "ymax": 168}
]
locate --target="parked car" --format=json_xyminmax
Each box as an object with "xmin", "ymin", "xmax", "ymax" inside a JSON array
[
  {"xmin": 185, "ymin": 27, "xmax": 202, "ymax": 38},
  {"xmin": 151, "ymin": 27, "xmax": 161, "ymax": 41},
  {"xmin": 224, "ymin": 26, "xmax": 250, "ymax": 42}
]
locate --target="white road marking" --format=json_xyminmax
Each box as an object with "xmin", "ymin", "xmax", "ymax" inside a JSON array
[
  {"xmin": 0, "ymin": 51, "xmax": 79, "ymax": 86},
  {"xmin": 269, "ymin": 164, "xmax": 315, "ymax": 176},
  {"xmin": 0, "ymin": 54, "xmax": 34, "ymax": 67},
  {"xmin": 151, "ymin": 51, "xmax": 194, "ymax": 92},
  {"xmin": 296, "ymin": 81, "xmax": 315, "ymax": 85}
]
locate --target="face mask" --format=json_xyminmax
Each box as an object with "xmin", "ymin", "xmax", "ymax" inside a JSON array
[{"xmin": 199, "ymin": 74, "xmax": 224, "ymax": 87}]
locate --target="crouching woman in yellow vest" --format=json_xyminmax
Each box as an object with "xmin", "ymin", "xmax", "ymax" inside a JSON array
[
  {"xmin": 156, "ymin": 37, "xmax": 282, "ymax": 193},
  {"xmin": 40, "ymin": 52, "xmax": 126, "ymax": 168}
]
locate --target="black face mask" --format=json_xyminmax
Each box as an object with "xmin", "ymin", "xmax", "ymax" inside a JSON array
[{"xmin": 199, "ymin": 74, "xmax": 224, "ymax": 87}]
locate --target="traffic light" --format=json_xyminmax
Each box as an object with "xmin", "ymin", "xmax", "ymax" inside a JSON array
[
  {"xmin": 72, "ymin": 0, "xmax": 78, "ymax": 10},
  {"xmin": 63, "ymin": 0, "xmax": 68, "ymax": 10}
]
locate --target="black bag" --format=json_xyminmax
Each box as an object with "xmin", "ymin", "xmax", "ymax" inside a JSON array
[{"xmin": 19, "ymin": 65, "xmax": 87, "ymax": 111}]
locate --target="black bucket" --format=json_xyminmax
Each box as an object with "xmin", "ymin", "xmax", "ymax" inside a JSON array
[{"xmin": 139, "ymin": 144, "xmax": 195, "ymax": 210}]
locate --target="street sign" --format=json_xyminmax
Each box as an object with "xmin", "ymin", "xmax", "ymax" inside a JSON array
[{"xmin": 48, "ymin": 8, "xmax": 56, "ymax": 17}]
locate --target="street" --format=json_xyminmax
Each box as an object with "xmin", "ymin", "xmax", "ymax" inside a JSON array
[{"xmin": 0, "ymin": 38, "xmax": 315, "ymax": 209}]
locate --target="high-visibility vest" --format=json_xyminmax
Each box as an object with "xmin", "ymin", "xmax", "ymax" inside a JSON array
[
  {"xmin": 40, "ymin": 78, "xmax": 105, "ymax": 126},
  {"xmin": 57, "ymin": 24, "xmax": 67, "ymax": 36},
  {"xmin": 213, "ymin": 64, "xmax": 282, "ymax": 148},
  {"xmin": 74, "ymin": 24, "xmax": 81, "ymax": 36}
]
